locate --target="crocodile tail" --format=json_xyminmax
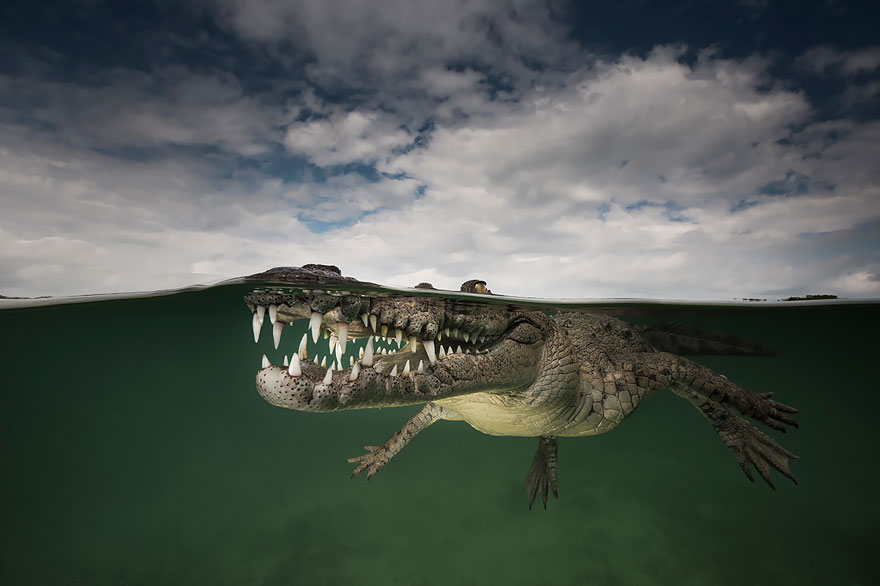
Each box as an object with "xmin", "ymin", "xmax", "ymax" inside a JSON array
[{"xmin": 640, "ymin": 322, "xmax": 775, "ymax": 356}]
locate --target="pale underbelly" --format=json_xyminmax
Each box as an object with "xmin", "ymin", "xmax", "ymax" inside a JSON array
[{"xmin": 435, "ymin": 392, "xmax": 617, "ymax": 437}]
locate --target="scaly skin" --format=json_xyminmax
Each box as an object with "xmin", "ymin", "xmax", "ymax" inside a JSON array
[{"xmin": 247, "ymin": 264, "xmax": 799, "ymax": 509}]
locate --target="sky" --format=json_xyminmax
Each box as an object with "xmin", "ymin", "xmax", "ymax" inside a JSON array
[{"xmin": 1, "ymin": 0, "xmax": 879, "ymax": 300}]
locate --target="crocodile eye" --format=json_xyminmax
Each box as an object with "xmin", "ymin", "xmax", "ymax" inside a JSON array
[{"xmin": 460, "ymin": 279, "xmax": 490, "ymax": 294}]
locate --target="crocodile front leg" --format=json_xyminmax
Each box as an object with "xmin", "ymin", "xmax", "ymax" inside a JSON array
[
  {"xmin": 524, "ymin": 436, "xmax": 559, "ymax": 510},
  {"xmin": 348, "ymin": 402, "xmax": 450, "ymax": 480}
]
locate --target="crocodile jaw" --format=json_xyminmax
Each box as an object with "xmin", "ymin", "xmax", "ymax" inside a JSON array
[
  {"xmin": 248, "ymin": 294, "xmax": 542, "ymax": 411},
  {"xmin": 255, "ymin": 335, "xmax": 542, "ymax": 412}
]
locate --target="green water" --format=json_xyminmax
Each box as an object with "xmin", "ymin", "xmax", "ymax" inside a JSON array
[{"xmin": 1, "ymin": 286, "xmax": 878, "ymax": 585}]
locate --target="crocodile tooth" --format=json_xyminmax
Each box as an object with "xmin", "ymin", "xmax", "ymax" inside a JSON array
[
  {"xmin": 361, "ymin": 313, "xmax": 369, "ymax": 328},
  {"xmin": 439, "ymin": 345, "xmax": 447, "ymax": 358},
  {"xmin": 310, "ymin": 312, "xmax": 322, "ymax": 343},
  {"xmin": 358, "ymin": 347, "xmax": 365, "ymax": 359},
  {"xmin": 370, "ymin": 315, "xmax": 378, "ymax": 332},
  {"xmin": 390, "ymin": 364, "xmax": 398, "ymax": 377},
  {"xmin": 252, "ymin": 312, "xmax": 262, "ymax": 343},
  {"xmin": 381, "ymin": 324, "xmax": 388, "ymax": 337},
  {"xmin": 323, "ymin": 329, "xmax": 330, "ymax": 339},
  {"xmin": 268, "ymin": 304, "xmax": 278, "ymax": 324},
  {"xmin": 349, "ymin": 356, "xmax": 354, "ymax": 367},
  {"xmin": 465, "ymin": 348, "xmax": 471, "ymax": 354},
  {"xmin": 283, "ymin": 355, "xmax": 289, "ymax": 366},
  {"xmin": 417, "ymin": 360, "xmax": 424, "ymax": 373},
  {"xmin": 314, "ymin": 356, "xmax": 319, "ymax": 364},
  {"xmin": 395, "ymin": 329, "xmax": 403, "ymax": 346},
  {"xmin": 337, "ymin": 322, "xmax": 348, "ymax": 353},
  {"xmin": 302, "ymin": 289, "xmax": 311, "ymax": 294},
  {"xmin": 256, "ymin": 305, "xmax": 266, "ymax": 324},
  {"xmin": 443, "ymin": 327, "xmax": 450, "ymax": 337},
  {"xmin": 402, "ymin": 360, "xmax": 410, "ymax": 376},
  {"xmin": 409, "ymin": 336, "xmax": 418, "ymax": 353},
  {"xmin": 298, "ymin": 334, "xmax": 308, "ymax": 359},
  {"xmin": 456, "ymin": 345, "xmax": 463, "ymax": 354},
  {"xmin": 320, "ymin": 356, "xmax": 327, "ymax": 367},
  {"xmin": 335, "ymin": 341, "xmax": 342, "ymax": 365},
  {"xmin": 463, "ymin": 332, "xmax": 470, "ymax": 343},
  {"xmin": 273, "ymin": 321, "xmax": 284, "ymax": 349},
  {"xmin": 452, "ymin": 328, "xmax": 460, "ymax": 338},
  {"xmin": 323, "ymin": 367, "xmax": 333, "ymax": 385},
  {"xmin": 437, "ymin": 330, "xmax": 443, "ymax": 341},
  {"xmin": 362, "ymin": 337, "xmax": 375, "ymax": 367},
  {"xmin": 329, "ymin": 334, "xmax": 338, "ymax": 350},
  {"xmin": 374, "ymin": 362, "xmax": 383, "ymax": 373},
  {"xmin": 288, "ymin": 353, "xmax": 302, "ymax": 376},
  {"xmin": 261, "ymin": 354, "xmax": 270, "ymax": 368},
  {"xmin": 349, "ymin": 361, "xmax": 360, "ymax": 381},
  {"xmin": 423, "ymin": 339, "xmax": 436, "ymax": 364}
]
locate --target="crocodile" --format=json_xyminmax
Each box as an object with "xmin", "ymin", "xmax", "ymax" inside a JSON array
[{"xmin": 246, "ymin": 264, "xmax": 798, "ymax": 509}]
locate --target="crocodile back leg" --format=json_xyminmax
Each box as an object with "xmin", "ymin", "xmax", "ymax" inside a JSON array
[{"xmin": 629, "ymin": 352, "xmax": 799, "ymax": 488}]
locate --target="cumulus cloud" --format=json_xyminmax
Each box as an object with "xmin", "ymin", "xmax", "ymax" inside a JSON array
[
  {"xmin": 284, "ymin": 111, "xmax": 411, "ymax": 166},
  {"xmin": 387, "ymin": 47, "xmax": 809, "ymax": 209}
]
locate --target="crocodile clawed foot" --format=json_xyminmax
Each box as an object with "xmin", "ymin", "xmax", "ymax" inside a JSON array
[
  {"xmin": 347, "ymin": 445, "xmax": 391, "ymax": 480},
  {"xmin": 719, "ymin": 415, "xmax": 799, "ymax": 489},
  {"xmin": 754, "ymin": 392, "xmax": 800, "ymax": 432},
  {"xmin": 524, "ymin": 436, "xmax": 559, "ymax": 510}
]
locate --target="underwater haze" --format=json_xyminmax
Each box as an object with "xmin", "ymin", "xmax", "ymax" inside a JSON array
[{"xmin": 1, "ymin": 283, "xmax": 878, "ymax": 585}]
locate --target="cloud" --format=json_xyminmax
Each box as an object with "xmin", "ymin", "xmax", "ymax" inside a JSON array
[
  {"xmin": 1, "ymin": 1, "xmax": 878, "ymax": 300},
  {"xmin": 329, "ymin": 48, "xmax": 877, "ymax": 299},
  {"xmin": 207, "ymin": 0, "xmax": 579, "ymax": 100},
  {"xmin": 386, "ymin": 47, "xmax": 810, "ymax": 213},
  {"xmin": 796, "ymin": 45, "xmax": 880, "ymax": 76},
  {"xmin": 0, "ymin": 66, "xmax": 281, "ymax": 155},
  {"xmin": 284, "ymin": 111, "xmax": 411, "ymax": 166}
]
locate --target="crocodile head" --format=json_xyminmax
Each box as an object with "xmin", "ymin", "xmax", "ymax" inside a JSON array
[{"xmin": 245, "ymin": 264, "xmax": 546, "ymax": 412}]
